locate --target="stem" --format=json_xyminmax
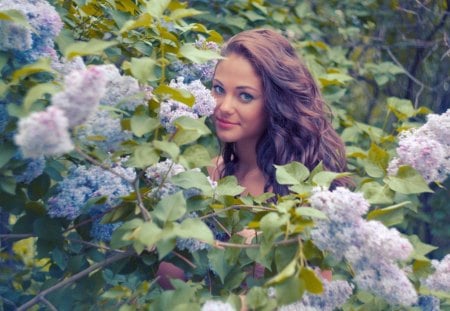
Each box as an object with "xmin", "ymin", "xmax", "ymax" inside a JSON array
[
  {"xmin": 17, "ymin": 251, "xmax": 133, "ymax": 311},
  {"xmin": 172, "ymin": 251, "xmax": 197, "ymax": 269},
  {"xmin": 67, "ymin": 238, "xmax": 126, "ymax": 253},
  {"xmin": 0, "ymin": 233, "xmax": 33, "ymax": 240},
  {"xmin": 134, "ymin": 173, "xmax": 152, "ymax": 222},
  {"xmin": 40, "ymin": 297, "xmax": 57, "ymax": 311}
]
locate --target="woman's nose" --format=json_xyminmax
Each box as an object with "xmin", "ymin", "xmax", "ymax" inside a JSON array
[{"xmin": 216, "ymin": 95, "xmax": 234, "ymax": 114}]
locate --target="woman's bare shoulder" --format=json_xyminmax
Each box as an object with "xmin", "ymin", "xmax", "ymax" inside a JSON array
[{"xmin": 207, "ymin": 156, "xmax": 224, "ymax": 181}]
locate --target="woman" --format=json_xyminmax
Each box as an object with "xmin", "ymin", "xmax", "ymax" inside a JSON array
[{"xmin": 209, "ymin": 28, "xmax": 350, "ymax": 196}]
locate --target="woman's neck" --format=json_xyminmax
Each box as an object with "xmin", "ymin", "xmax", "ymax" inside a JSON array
[{"xmin": 234, "ymin": 141, "xmax": 267, "ymax": 196}]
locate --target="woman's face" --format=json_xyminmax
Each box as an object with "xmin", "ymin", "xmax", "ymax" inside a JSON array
[{"xmin": 212, "ymin": 53, "xmax": 267, "ymax": 146}]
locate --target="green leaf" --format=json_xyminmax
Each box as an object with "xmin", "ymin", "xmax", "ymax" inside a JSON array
[
  {"xmin": 23, "ymin": 83, "xmax": 61, "ymax": 113},
  {"xmin": 125, "ymin": 57, "xmax": 158, "ymax": 83},
  {"xmin": 119, "ymin": 13, "xmax": 152, "ymax": 33},
  {"xmin": 260, "ymin": 212, "xmax": 288, "ymax": 256},
  {"xmin": 137, "ymin": 221, "xmax": 162, "ymax": 249},
  {"xmin": 152, "ymin": 191, "xmax": 186, "ymax": 222},
  {"xmin": 127, "ymin": 144, "xmax": 159, "ymax": 168},
  {"xmin": 130, "ymin": 113, "xmax": 159, "ymax": 137},
  {"xmin": 366, "ymin": 201, "xmax": 409, "ymax": 226},
  {"xmin": 295, "ymin": 207, "xmax": 327, "ymax": 219},
  {"xmin": 0, "ymin": 9, "xmax": 30, "ymax": 28},
  {"xmin": 246, "ymin": 287, "xmax": 269, "ymax": 309},
  {"xmin": 312, "ymin": 171, "xmax": 351, "ymax": 188},
  {"xmin": 28, "ymin": 173, "xmax": 50, "ymax": 201},
  {"xmin": 12, "ymin": 58, "xmax": 56, "ymax": 83},
  {"xmin": 384, "ymin": 166, "xmax": 433, "ymax": 194},
  {"xmin": 266, "ymin": 258, "xmax": 297, "ymax": 286},
  {"xmin": 179, "ymin": 43, "xmax": 221, "ymax": 63},
  {"xmin": 33, "ymin": 218, "xmax": 62, "ymax": 241},
  {"xmin": 208, "ymin": 248, "xmax": 231, "ymax": 283},
  {"xmin": 171, "ymin": 170, "xmax": 214, "ymax": 196},
  {"xmin": 153, "ymin": 140, "xmax": 180, "ymax": 159},
  {"xmin": 360, "ymin": 182, "xmax": 394, "ymax": 204},
  {"xmin": 216, "ymin": 176, "xmax": 245, "ymax": 196},
  {"xmin": 299, "ymin": 267, "xmax": 323, "ymax": 294},
  {"xmin": 153, "ymin": 84, "xmax": 195, "ymax": 106},
  {"xmin": 63, "ymin": 39, "xmax": 118, "ymax": 60},
  {"xmin": 275, "ymin": 161, "xmax": 309, "ymax": 185},
  {"xmin": 170, "ymin": 8, "xmax": 203, "ymax": 20},
  {"xmin": 408, "ymin": 235, "xmax": 438, "ymax": 261},
  {"xmin": 387, "ymin": 97, "xmax": 415, "ymax": 120},
  {"xmin": 178, "ymin": 144, "xmax": 211, "ymax": 169},
  {"xmin": 173, "ymin": 116, "xmax": 211, "ymax": 146},
  {"xmin": 319, "ymin": 73, "xmax": 353, "ymax": 86},
  {"xmin": 0, "ymin": 142, "xmax": 16, "ymax": 168},
  {"xmin": 146, "ymin": 0, "xmax": 171, "ymax": 18},
  {"xmin": 52, "ymin": 247, "xmax": 68, "ymax": 270},
  {"xmin": 177, "ymin": 218, "xmax": 214, "ymax": 244},
  {"xmin": 288, "ymin": 183, "xmax": 313, "ymax": 195}
]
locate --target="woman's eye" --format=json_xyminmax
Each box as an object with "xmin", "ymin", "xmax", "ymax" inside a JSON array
[
  {"xmin": 239, "ymin": 92, "xmax": 254, "ymax": 102},
  {"xmin": 212, "ymin": 85, "xmax": 224, "ymax": 95}
]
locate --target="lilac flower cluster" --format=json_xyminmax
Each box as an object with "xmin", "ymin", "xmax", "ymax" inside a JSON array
[
  {"xmin": 47, "ymin": 161, "xmax": 135, "ymax": 241},
  {"xmin": 0, "ymin": 0, "xmax": 63, "ymax": 63},
  {"xmin": 76, "ymin": 64, "xmax": 152, "ymax": 152},
  {"xmin": 422, "ymin": 254, "xmax": 450, "ymax": 293},
  {"xmin": 388, "ymin": 109, "xmax": 450, "ymax": 184},
  {"xmin": 416, "ymin": 295, "xmax": 440, "ymax": 311},
  {"xmin": 145, "ymin": 159, "xmax": 186, "ymax": 199},
  {"xmin": 279, "ymin": 278, "xmax": 353, "ymax": 311},
  {"xmin": 15, "ymin": 156, "xmax": 45, "ymax": 184},
  {"xmin": 160, "ymin": 77, "xmax": 216, "ymax": 132},
  {"xmin": 52, "ymin": 66, "xmax": 108, "ymax": 127},
  {"xmin": 169, "ymin": 38, "xmax": 220, "ymax": 84},
  {"xmin": 14, "ymin": 66, "xmax": 108, "ymax": 158},
  {"xmin": 310, "ymin": 187, "xmax": 417, "ymax": 306},
  {"xmin": 51, "ymin": 56, "xmax": 86, "ymax": 80},
  {"xmin": 14, "ymin": 106, "xmax": 74, "ymax": 158},
  {"xmin": 0, "ymin": 104, "xmax": 9, "ymax": 135},
  {"xmin": 201, "ymin": 300, "xmax": 235, "ymax": 311}
]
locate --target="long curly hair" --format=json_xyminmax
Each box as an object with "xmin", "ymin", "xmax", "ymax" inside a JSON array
[{"xmin": 217, "ymin": 28, "xmax": 351, "ymax": 195}]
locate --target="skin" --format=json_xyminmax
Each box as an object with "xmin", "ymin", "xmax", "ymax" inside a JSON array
[{"xmin": 210, "ymin": 53, "xmax": 268, "ymax": 196}]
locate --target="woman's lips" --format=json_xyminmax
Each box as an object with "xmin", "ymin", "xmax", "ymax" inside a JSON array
[{"xmin": 215, "ymin": 117, "xmax": 238, "ymax": 129}]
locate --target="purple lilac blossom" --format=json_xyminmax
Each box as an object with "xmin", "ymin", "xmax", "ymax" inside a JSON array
[
  {"xmin": 416, "ymin": 295, "xmax": 440, "ymax": 311},
  {"xmin": 388, "ymin": 109, "xmax": 450, "ymax": 184},
  {"xmin": 0, "ymin": 0, "xmax": 63, "ymax": 63},
  {"xmin": 51, "ymin": 66, "xmax": 108, "ymax": 128},
  {"xmin": 422, "ymin": 254, "xmax": 450, "ymax": 293},
  {"xmin": 279, "ymin": 278, "xmax": 353, "ymax": 311},
  {"xmin": 159, "ymin": 77, "xmax": 216, "ymax": 132},
  {"xmin": 15, "ymin": 156, "xmax": 45, "ymax": 184},
  {"xmin": 14, "ymin": 106, "xmax": 73, "ymax": 158},
  {"xmin": 145, "ymin": 159, "xmax": 186, "ymax": 199},
  {"xmin": 201, "ymin": 300, "xmax": 235, "ymax": 311},
  {"xmin": 310, "ymin": 187, "xmax": 417, "ymax": 306},
  {"xmin": 77, "ymin": 110, "xmax": 132, "ymax": 152},
  {"xmin": 169, "ymin": 38, "xmax": 220, "ymax": 84},
  {"xmin": 0, "ymin": 104, "xmax": 8, "ymax": 134}
]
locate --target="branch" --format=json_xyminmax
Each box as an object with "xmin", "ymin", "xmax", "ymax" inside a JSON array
[
  {"xmin": 0, "ymin": 233, "xmax": 34, "ymax": 240},
  {"xmin": 215, "ymin": 237, "xmax": 299, "ymax": 249},
  {"xmin": 134, "ymin": 172, "xmax": 152, "ymax": 222},
  {"xmin": 17, "ymin": 251, "xmax": 133, "ymax": 311},
  {"xmin": 67, "ymin": 238, "xmax": 127, "ymax": 253}
]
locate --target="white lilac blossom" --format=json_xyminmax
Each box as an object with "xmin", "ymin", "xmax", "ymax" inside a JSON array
[
  {"xmin": 201, "ymin": 300, "xmax": 235, "ymax": 311},
  {"xmin": 145, "ymin": 159, "xmax": 186, "ymax": 199},
  {"xmin": 279, "ymin": 279, "xmax": 353, "ymax": 311},
  {"xmin": 51, "ymin": 56, "xmax": 87, "ymax": 80},
  {"xmin": 96, "ymin": 64, "xmax": 151, "ymax": 111},
  {"xmin": 0, "ymin": 0, "xmax": 63, "ymax": 63},
  {"xmin": 169, "ymin": 38, "xmax": 220, "ymax": 84},
  {"xmin": 159, "ymin": 77, "xmax": 216, "ymax": 132},
  {"xmin": 422, "ymin": 254, "xmax": 450, "ymax": 293},
  {"xmin": 47, "ymin": 162, "xmax": 135, "ymax": 221},
  {"xmin": 14, "ymin": 106, "xmax": 73, "ymax": 158},
  {"xmin": 51, "ymin": 66, "xmax": 108, "ymax": 128},
  {"xmin": 388, "ymin": 109, "xmax": 450, "ymax": 184},
  {"xmin": 77, "ymin": 110, "xmax": 132, "ymax": 152},
  {"xmin": 15, "ymin": 156, "xmax": 45, "ymax": 184},
  {"xmin": 310, "ymin": 187, "xmax": 417, "ymax": 306}
]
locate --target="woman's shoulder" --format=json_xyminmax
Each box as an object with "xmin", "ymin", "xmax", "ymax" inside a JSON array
[{"xmin": 207, "ymin": 156, "xmax": 224, "ymax": 182}]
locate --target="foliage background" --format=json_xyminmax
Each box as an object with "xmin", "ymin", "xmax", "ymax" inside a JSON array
[{"xmin": 0, "ymin": 0, "xmax": 449, "ymax": 310}]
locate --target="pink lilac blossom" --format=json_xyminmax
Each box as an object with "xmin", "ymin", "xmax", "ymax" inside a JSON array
[
  {"xmin": 14, "ymin": 106, "xmax": 73, "ymax": 158},
  {"xmin": 0, "ymin": 0, "xmax": 63, "ymax": 63},
  {"xmin": 201, "ymin": 300, "xmax": 235, "ymax": 311},
  {"xmin": 51, "ymin": 66, "xmax": 107, "ymax": 128},
  {"xmin": 279, "ymin": 278, "xmax": 353, "ymax": 311},
  {"xmin": 422, "ymin": 254, "xmax": 450, "ymax": 293},
  {"xmin": 310, "ymin": 187, "xmax": 417, "ymax": 306},
  {"xmin": 388, "ymin": 109, "xmax": 450, "ymax": 184}
]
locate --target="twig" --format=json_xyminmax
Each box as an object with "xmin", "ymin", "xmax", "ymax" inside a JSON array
[
  {"xmin": 17, "ymin": 251, "xmax": 133, "ymax": 311},
  {"xmin": 0, "ymin": 233, "xmax": 34, "ymax": 240},
  {"xmin": 172, "ymin": 251, "xmax": 197, "ymax": 269},
  {"xmin": 39, "ymin": 297, "xmax": 57, "ymax": 311},
  {"xmin": 67, "ymin": 238, "xmax": 126, "ymax": 253},
  {"xmin": 134, "ymin": 173, "xmax": 152, "ymax": 222}
]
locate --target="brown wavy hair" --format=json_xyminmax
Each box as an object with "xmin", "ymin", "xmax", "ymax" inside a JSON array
[{"xmin": 217, "ymin": 28, "xmax": 351, "ymax": 195}]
